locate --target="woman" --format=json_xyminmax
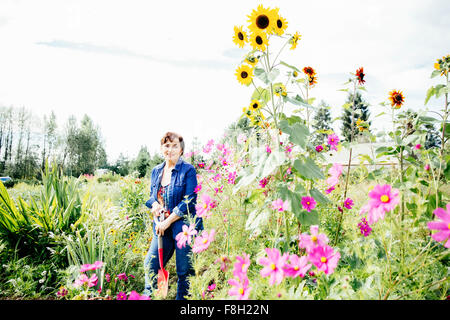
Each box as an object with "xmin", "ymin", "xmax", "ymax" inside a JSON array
[{"xmin": 143, "ymin": 132, "xmax": 203, "ymax": 300}]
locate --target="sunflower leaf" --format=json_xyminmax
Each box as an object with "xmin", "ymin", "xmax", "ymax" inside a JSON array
[
  {"xmin": 279, "ymin": 61, "xmax": 301, "ymax": 73},
  {"xmin": 279, "ymin": 120, "xmax": 309, "ymax": 148},
  {"xmin": 431, "ymin": 69, "xmax": 442, "ymax": 78}
]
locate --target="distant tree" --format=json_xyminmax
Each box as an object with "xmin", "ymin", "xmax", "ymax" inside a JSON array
[
  {"xmin": 340, "ymin": 92, "xmax": 371, "ymax": 142},
  {"xmin": 312, "ymin": 100, "xmax": 332, "ymax": 146},
  {"xmin": 132, "ymin": 146, "xmax": 151, "ymax": 178},
  {"xmin": 110, "ymin": 153, "xmax": 131, "ymax": 176}
]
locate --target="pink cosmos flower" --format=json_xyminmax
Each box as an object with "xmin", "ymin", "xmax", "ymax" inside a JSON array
[
  {"xmin": 326, "ymin": 163, "xmax": 343, "ymax": 188},
  {"xmin": 105, "ymin": 274, "xmax": 110, "ymax": 283},
  {"xmin": 425, "ymin": 164, "xmax": 431, "ymax": 171},
  {"xmin": 117, "ymin": 273, "xmax": 128, "ymax": 281},
  {"xmin": 203, "ymin": 139, "xmax": 214, "ymax": 154},
  {"xmin": 427, "ymin": 204, "xmax": 450, "ymax": 248},
  {"xmin": 271, "ymin": 198, "xmax": 289, "ymax": 212},
  {"xmin": 325, "ymin": 186, "xmax": 335, "ymax": 194},
  {"xmin": 301, "ymin": 196, "xmax": 317, "ymax": 212},
  {"xmin": 358, "ymin": 217, "xmax": 372, "ymax": 237},
  {"xmin": 128, "ymin": 291, "xmax": 151, "ymax": 300},
  {"xmin": 259, "ymin": 177, "xmax": 268, "ymax": 188},
  {"xmin": 80, "ymin": 260, "xmax": 104, "ymax": 273},
  {"xmin": 299, "ymin": 225, "xmax": 329, "ymax": 253},
  {"xmin": 308, "ymin": 245, "xmax": 341, "ymax": 275},
  {"xmin": 215, "ymin": 255, "xmax": 231, "ymax": 272},
  {"xmin": 327, "ymin": 134, "xmax": 340, "ymax": 151},
  {"xmin": 228, "ymin": 171, "xmax": 237, "ymax": 184},
  {"xmin": 195, "ymin": 193, "xmax": 215, "ymax": 219},
  {"xmin": 266, "ymin": 145, "xmax": 272, "ymax": 154},
  {"xmin": 116, "ymin": 292, "xmax": 127, "ymax": 300},
  {"xmin": 343, "ymin": 198, "xmax": 354, "ymax": 210},
  {"xmin": 208, "ymin": 283, "xmax": 216, "ymax": 291},
  {"xmin": 258, "ymin": 248, "xmax": 289, "ymax": 285},
  {"xmin": 192, "ymin": 229, "xmax": 216, "ymax": 253},
  {"xmin": 285, "ymin": 144, "xmax": 293, "ymax": 153},
  {"xmin": 228, "ymin": 277, "xmax": 251, "ymax": 300},
  {"xmin": 194, "ymin": 184, "xmax": 202, "ymax": 194},
  {"xmin": 315, "ymin": 145, "xmax": 324, "ymax": 152},
  {"xmin": 283, "ymin": 254, "xmax": 312, "ymax": 278},
  {"xmin": 414, "ymin": 144, "xmax": 422, "ymax": 150},
  {"xmin": 233, "ymin": 253, "xmax": 251, "ymax": 279},
  {"xmin": 286, "ymin": 167, "xmax": 292, "ymax": 175},
  {"xmin": 74, "ymin": 273, "xmax": 98, "ymax": 288},
  {"xmin": 175, "ymin": 224, "xmax": 198, "ymax": 249},
  {"xmin": 359, "ymin": 184, "xmax": 400, "ymax": 225},
  {"xmin": 198, "ymin": 162, "xmax": 205, "ymax": 168}
]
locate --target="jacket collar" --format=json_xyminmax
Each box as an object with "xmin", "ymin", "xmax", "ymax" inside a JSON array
[{"xmin": 158, "ymin": 157, "xmax": 184, "ymax": 172}]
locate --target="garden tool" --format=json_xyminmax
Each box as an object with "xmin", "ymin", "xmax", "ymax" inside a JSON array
[{"xmin": 156, "ymin": 209, "xmax": 169, "ymax": 298}]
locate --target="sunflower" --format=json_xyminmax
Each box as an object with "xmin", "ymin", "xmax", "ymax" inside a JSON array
[
  {"xmin": 243, "ymin": 107, "xmax": 254, "ymax": 120},
  {"xmin": 308, "ymin": 74, "xmax": 318, "ymax": 87},
  {"xmin": 303, "ymin": 66, "xmax": 316, "ymax": 77},
  {"xmin": 292, "ymin": 70, "xmax": 299, "ymax": 78},
  {"xmin": 249, "ymin": 99, "xmax": 262, "ymax": 112},
  {"xmin": 245, "ymin": 55, "xmax": 259, "ymax": 66},
  {"xmin": 388, "ymin": 90, "xmax": 405, "ymax": 109},
  {"xmin": 274, "ymin": 83, "xmax": 287, "ymax": 97},
  {"xmin": 272, "ymin": 8, "xmax": 288, "ymax": 36},
  {"xmin": 233, "ymin": 25, "xmax": 247, "ymax": 48},
  {"xmin": 289, "ymin": 31, "xmax": 301, "ymax": 50},
  {"xmin": 434, "ymin": 54, "xmax": 450, "ymax": 76},
  {"xmin": 249, "ymin": 30, "xmax": 268, "ymax": 52},
  {"xmin": 356, "ymin": 118, "xmax": 368, "ymax": 132},
  {"xmin": 247, "ymin": 4, "xmax": 276, "ymax": 34},
  {"xmin": 355, "ymin": 67, "xmax": 365, "ymax": 85},
  {"xmin": 235, "ymin": 64, "xmax": 254, "ymax": 86}
]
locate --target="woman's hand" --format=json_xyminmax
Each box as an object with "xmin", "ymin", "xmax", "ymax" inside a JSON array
[
  {"xmin": 155, "ymin": 217, "xmax": 171, "ymax": 236},
  {"xmin": 151, "ymin": 202, "xmax": 164, "ymax": 219}
]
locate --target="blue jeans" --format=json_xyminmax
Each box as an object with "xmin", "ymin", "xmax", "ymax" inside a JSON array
[{"xmin": 143, "ymin": 219, "xmax": 194, "ymax": 300}]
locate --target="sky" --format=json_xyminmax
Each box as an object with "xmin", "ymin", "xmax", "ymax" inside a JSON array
[{"xmin": 0, "ymin": 0, "xmax": 449, "ymax": 162}]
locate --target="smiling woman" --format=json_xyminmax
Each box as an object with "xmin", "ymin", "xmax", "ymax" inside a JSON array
[{"xmin": 143, "ymin": 131, "xmax": 203, "ymax": 300}]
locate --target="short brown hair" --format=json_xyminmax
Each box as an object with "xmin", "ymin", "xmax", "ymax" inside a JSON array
[{"xmin": 160, "ymin": 132, "xmax": 185, "ymax": 155}]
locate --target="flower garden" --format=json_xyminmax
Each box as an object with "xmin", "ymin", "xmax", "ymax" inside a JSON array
[{"xmin": 0, "ymin": 5, "xmax": 449, "ymax": 300}]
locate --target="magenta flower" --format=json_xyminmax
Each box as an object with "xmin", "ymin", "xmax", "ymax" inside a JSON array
[
  {"xmin": 283, "ymin": 254, "xmax": 312, "ymax": 278},
  {"xmin": 208, "ymin": 283, "xmax": 216, "ymax": 291},
  {"xmin": 414, "ymin": 144, "xmax": 422, "ymax": 150},
  {"xmin": 259, "ymin": 177, "xmax": 268, "ymax": 188},
  {"xmin": 327, "ymin": 134, "xmax": 340, "ymax": 151},
  {"xmin": 258, "ymin": 248, "xmax": 289, "ymax": 285},
  {"xmin": 326, "ymin": 163, "xmax": 343, "ymax": 188},
  {"xmin": 299, "ymin": 225, "xmax": 329, "ymax": 253},
  {"xmin": 57, "ymin": 287, "xmax": 68, "ymax": 297},
  {"xmin": 228, "ymin": 277, "xmax": 251, "ymax": 300},
  {"xmin": 271, "ymin": 198, "xmax": 289, "ymax": 212},
  {"xmin": 308, "ymin": 245, "xmax": 341, "ymax": 275},
  {"xmin": 266, "ymin": 145, "xmax": 272, "ymax": 154},
  {"xmin": 175, "ymin": 224, "xmax": 198, "ymax": 249},
  {"xmin": 128, "ymin": 291, "xmax": 151, "ymax": 300},
  {"xmin": 286, "ymin": 167, "xmax": 292, "ymax": 175},
  {"xmin": 195, "ymin": 193, "xmax": 214, "ymax": 219},
  {"xmin": 425, "ymin": 164, "xmax": 431, "ymax": 171},
  {"xmin": 215, "ymin": 255, "xmax": 231, "ymax": 272},
  {"xmin": 427, "ymin": 204, "xmax": 450, "ymax": 248},
  {"xmin": 233, "ymin": 253, "xmax": 251, "ymax": 279},
  {"xmin": 227, "ymin": 171, "xmax": 237, "ymax": 185},
  {"xmin": 105, "ymin": 273, "xmax": 110, "ymax": 283},
  {"xmin": 80, "ymin": 260, "xmax": 104, "ymax": 273},
  {"xmin": 343, "ymin": 198, "xmax": 354, "ymax": 210},
  {"xmin": 194, "ymin": 184, "xmax": 202, "ymax": 194},
  {"xmin": 358, "ymin": 217, "xmax": 372, "ymax": 237},
  {"xmin": 325, "ymin": 186, "xmax": 335, "ymax": 194},
  {"xmin": 117, "ymin": 273, "xmax": 128, "ymax": 281},
  {"xmin": 315, "ymin": 145, "xmax": 324, "ymax": 152},
  {"xmin": 301, "ymin": 196, "xmax": 317, "ymax": 212},
  {"xmin": 359, "ymin": 184, "xmax": 400, "ymax": 225},
  {"xmin": 192, "ymin": 229, "xmax": 216, "ymax": 253},
  {"xmin": 116, "ymin": 292, "xmax": 127, "ymax": 300}
]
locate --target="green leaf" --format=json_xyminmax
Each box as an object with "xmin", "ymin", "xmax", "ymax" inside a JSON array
[
  {"xmin": 293, "ymin": 158, "xmax": 325, "ymax": 180},
  {"xmin": 293, "ymin": 209, "xmax": 320, "ymax": 226},
  {"xmin": 310, "ymin": 188, "xmax": 330, "ymax": 204},
  {"xmin": 424, "ymin": 87, "xmax": 435, "ymax": 105},
  {"xmin": 251, "ymin": 87, "xmax": 271, "ymax": 104},
  {"xmin": 279, "ymin": 120, "xmax": 309, "ymax": 148},
  {"xmin": 245, "ymin": 209, "xmax": 270, "ymax": 236},
  {"xmin": 431, "ymin": 69, "xmax": 442, "ymax": 78},
  {"xmin": 435, "ymin": 84, "xmax": 446, "ymax": 98},
  {"xmin": 279, "ymin": 61, "xmax": 301, "ymax": 73},
  {"xmin": 261, "ymin": 150, "xmax": 286, "ymax": 177}
]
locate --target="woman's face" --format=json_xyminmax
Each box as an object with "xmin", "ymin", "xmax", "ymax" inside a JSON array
[{"xmin": 161, "ymin": 138, "xmax": 183, "ymax": 163}]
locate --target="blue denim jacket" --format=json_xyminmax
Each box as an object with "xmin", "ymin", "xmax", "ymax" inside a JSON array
[{"xmin": 145, "ymin": 158, "xmax": 203, "ymax": 230}]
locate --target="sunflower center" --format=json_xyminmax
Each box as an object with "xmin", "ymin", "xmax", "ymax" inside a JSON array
[
  {"xmin": 394, "ymin": 94, "xmax": 403, "ymax": 103},
  {"xmin": 239, "ymin": 288, "xmax": 244, "ymax": 295},
  {"xmin": 256, "ymin": 15, "xmax": 270, "ymax": 29},
  {"xmin": 270, "ymin": 263, "xmax": 276, "ymax": 270},
  {"xmin": 252, "ymin": 103, "xmax": 258, "ymax": 109},
  {"xmin": 320, "ymin": 257, "xmax": 327, "ymax": 263},
  {"xmin": 241, "ymin": 71, "xmax": 248, "ymax": 79},
  {"xmin": 380, "ymin": 195, "xmax": 390, "ymax": 203},
  {"xmin": 255, "ymin": 36, "xmax": 263, "ymax": 45},
  {"xmin": 277, "ymin": 19, "xmax": 283, "ymax": 28},
  {"xmin": 238, "ymin": 32, "xmax": 244, "ymax": 41}
]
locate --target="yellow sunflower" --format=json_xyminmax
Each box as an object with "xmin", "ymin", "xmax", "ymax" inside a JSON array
[
  {"xmin": 245, "ymin": 55, "xmax": 259, "ymax": 66},
  {"xmin": 235, "ymin": 64, "xmax": 254, "ymax": 86},
  {"xmin": 290, "ymin": 31, "xmax": 302, "ymax": 50},
  {"xmin": 249, "ymin": 30, "xmax": 268, "ymax": 52},
  {"xmin": 272, "ymin": 8, "xmax": 288, "ymax": 36},
  {"xmin": 247, "ymin": 4, "xmax": 277, "ymax": 34},
  {"xmin": 274, "ymin": 83, "xmax": 287, "ymax": 97},
  {"xmin": 233, "ymin": 25, "xmax": 247, "ymax": 48},
  {"xmin": 249, "ymin": 99, "xmax": 262, "ymax": 112},
  {"xmin": 356, "ymin": 118, "xmax": 368, "ymax": 132},
  {"xmin": 243, "ymin": 107, "xmax": 254, "ymax": 120},
  {"xmin": 388, "ymin": 90, "xmax": 405, "ymax": 109}
]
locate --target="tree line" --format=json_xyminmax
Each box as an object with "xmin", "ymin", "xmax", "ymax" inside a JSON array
[{"xmin": 0, "ymin": 105, "xmax": 163, "ymax": 181}]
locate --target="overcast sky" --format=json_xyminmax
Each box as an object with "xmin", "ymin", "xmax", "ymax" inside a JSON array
[{"xmin": 0, "ymin": 0, "xmax": 449, "ymax": 162}]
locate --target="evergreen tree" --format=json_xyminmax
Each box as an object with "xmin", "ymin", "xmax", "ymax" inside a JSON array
[
  {"xmin": 340, "ymin": 92, "xmax": 371, "ymax": 142},
  {"xmin": 312, "ymin": 100, "xmax": 332, "ymax": 146},
  {"xmin": 132, "ymin": 146, "xmax": 151, "ymax": 178}
]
